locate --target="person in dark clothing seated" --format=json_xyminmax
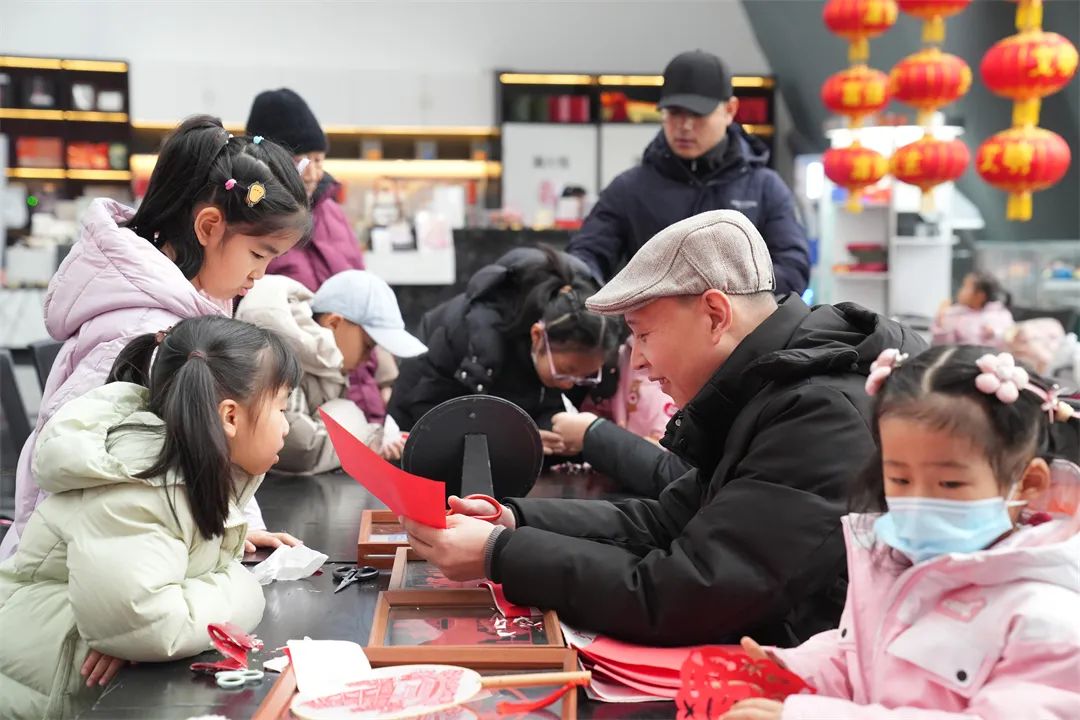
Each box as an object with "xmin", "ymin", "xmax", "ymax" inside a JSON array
[
  {"xmin": 387, "ymin": 246, "xmax": 619, "ymax": 451},
  {"xmin": 404, "ymin": 210, "xmax": 927, "ymax": 648},
  {"xmin": 568, "ymin": 50, "xmax": 811, "ymax": 296}
]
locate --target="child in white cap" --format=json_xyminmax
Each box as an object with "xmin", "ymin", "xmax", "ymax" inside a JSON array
[{"xmin": 236, "ymin": 270, "xmax": 426, "ymax": 472}]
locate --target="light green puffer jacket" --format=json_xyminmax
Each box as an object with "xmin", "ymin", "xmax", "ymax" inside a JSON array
[{"xmin": 0, "ymin": 383, "xmax": 266, "ymax": 720}]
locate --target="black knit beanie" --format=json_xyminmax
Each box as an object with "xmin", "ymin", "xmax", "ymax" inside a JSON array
[{"xmin": 245, "ymin": 88, "xmax": 328, "ymax": 154}]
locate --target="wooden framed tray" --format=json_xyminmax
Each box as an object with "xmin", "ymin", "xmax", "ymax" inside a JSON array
[
  {"xmin": 358, "ymin": 509, "xmax": 417, "ymax": 569},
  {"xmin": 388, "ymin": 546, "xmax": 486, "ymax": 590}
]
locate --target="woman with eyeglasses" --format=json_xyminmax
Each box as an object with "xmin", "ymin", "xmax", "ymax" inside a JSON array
[{"xmin": 387, "ymin": 245, "xmax": 620, "ymax": 453}]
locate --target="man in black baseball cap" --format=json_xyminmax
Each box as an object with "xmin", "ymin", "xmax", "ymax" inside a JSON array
[{"xmin": 568, "ymin": 49, "xmax": 810, "ymax": 297}]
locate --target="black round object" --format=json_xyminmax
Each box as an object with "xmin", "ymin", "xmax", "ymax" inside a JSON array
[{"xmin": 400, "ymin": 396, "xmax": 543, "ymax": 501}]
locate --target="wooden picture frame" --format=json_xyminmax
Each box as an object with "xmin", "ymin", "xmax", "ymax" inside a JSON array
[
  {"xmin": 251, "ymin": 649, "xmax": 581, "ymax": 720},
  {"xmin": 358, "ymin": 509, "xmax": 416, "ymax": 569},
  {"xmin": 366, "ymin": 590, "xmax": 564, "ymax": 666},
  {"xmin": 388, "ymin": 546, "xmax": 486, "ymax": 590}
]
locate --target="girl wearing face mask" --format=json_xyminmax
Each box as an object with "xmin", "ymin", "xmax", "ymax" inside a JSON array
[{"xmin": 725, "ymin": 345, "xmax": 1080, "ymax": 720}]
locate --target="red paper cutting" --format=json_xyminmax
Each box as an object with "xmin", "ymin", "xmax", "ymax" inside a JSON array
[
  {"xmin": 480, "ymin": 581, "xmax": 540, "ymax": 619},
  {"xmin": 320, "ymin": 408, "xmax": 447, "ymax": 528},
  {"xmin": 675, "ymin": 646, "xmax": 814, "ymax": 719}
]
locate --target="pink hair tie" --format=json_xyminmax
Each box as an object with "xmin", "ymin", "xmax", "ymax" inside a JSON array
[
  {"xmin": 865, "ymin": 348, "xmax": 908, "ymax": 396},
  {"xmin": 975, "ymin": 353, "xmax": 1029, "ymax": 404},
  {"xmin": 224, "ymin": 179, "xmax": 237, "ymax": 191}
]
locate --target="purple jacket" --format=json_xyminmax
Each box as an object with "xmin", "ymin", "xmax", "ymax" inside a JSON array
[
  {"xmin": 265, "ymin": 177, "xmax": 386, "ymax": 423},
  {"xmin": 0, "ymin": 199, "xmax": 233, "ymax": 560}
]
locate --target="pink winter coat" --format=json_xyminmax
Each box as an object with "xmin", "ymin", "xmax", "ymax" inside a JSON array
[
  {"xmin": 773, "ymin": 509, "xmax": 1080, "ymax": 719},
  {"xmin": 0, "ymin": 199, "xmax": 240, "ymax": 561},
  {"xmin": 932, "ymin": 301, "xmax": 1014, "ymax": 348},
  {"xmin": 265, "ymin": 179, "xmax": 388, "ymax": 423}
]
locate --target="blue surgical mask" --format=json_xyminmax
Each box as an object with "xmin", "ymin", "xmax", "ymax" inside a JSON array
[{"xmin": 874, "ymin": 494, "xmax": 1019, "ymax": 565}]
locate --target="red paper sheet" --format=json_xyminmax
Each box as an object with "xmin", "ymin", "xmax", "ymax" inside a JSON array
[
  {"xmin": 589, "ymin": 663, "xmax": 679, "ymax": 699},
  {"xmin": 320, "ymin": 408, "xmax": 447, "ymax": 528},
  {"xmin": 580, "ymin": 635, "xmax": 700, "ymax": 674}
]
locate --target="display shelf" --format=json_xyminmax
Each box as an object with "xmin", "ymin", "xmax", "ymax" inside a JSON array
[{"xmin": 6, "ymin": 168, "xmax": 131, "ymax": 181}]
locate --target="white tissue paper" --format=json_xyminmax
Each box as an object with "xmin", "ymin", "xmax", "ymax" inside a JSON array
[
  {"xmin": 381, "ymin": 413, "xmax": 403, "ymax": 454},
  {"xmin": 249, "ymin": 544, "xmax": 328, "ymax": 585},
  {"xmin": 289, "ymin": 639, "xmax": 372, "ymax": 696}
]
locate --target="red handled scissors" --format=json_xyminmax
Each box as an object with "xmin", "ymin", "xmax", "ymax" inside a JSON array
[{"xmin": 447, "ymin": 494, "xmax": 504, "ymax": 523}]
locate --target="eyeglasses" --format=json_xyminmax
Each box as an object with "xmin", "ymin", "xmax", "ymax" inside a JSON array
[{"xmin": 540, "ymin": 328, "xmax": 603, "ymax": 387}]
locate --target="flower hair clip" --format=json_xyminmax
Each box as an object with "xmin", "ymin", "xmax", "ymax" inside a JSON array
[
  {"xmin": 975, "ymin": 352, "xmax": 1029, "ymax": 404},
  {"xmin": 865, "ymin": 348, "xmax": 908, "ymax": 396}
]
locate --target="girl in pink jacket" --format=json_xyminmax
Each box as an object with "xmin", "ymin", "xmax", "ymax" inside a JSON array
[
  {"xmin": 727, "ymin": 345, "xmax": 1080, "ymax": 720},
  {"xmin": 0, "ymin": 116, "xmax": 312, "ymax": 561}
]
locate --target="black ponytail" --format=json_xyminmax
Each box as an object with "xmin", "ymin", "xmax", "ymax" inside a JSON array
[
  {"xmin": 125, "ymin": 115, "xmax": 312, "ymax": 280},
  {"xmin": 108, "ymin": 316, "xmax": 301, "ymax": 540},
  {"xmin": 499, "ymin": 245, "xmax": 620, "ymax": 355},
  {"xmin": 107, "ymin": 332, "xmax": 159, "ymax": 387}
]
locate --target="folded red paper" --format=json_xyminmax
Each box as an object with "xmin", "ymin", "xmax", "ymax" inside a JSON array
[
  {"xmin": 189, "ymin": 622, "xmax": 264, "ymax": 675},
  {"xmin": 320, "ymin": 408, "xmax": 447, "ymax": 528},
  {"xmin": 676, "ymin": 646, "xmax": 814, "ymax": 718}
]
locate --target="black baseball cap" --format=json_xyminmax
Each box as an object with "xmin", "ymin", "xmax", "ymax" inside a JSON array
[{"xmin": 658, "ymin": 50, "xmax": 733, "ymax": 116}]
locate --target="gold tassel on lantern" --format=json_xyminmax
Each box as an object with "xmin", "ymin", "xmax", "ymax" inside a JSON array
[
  {"xmin": 923, "ymin": 15, "xmax": 945, "ymax": 45},
  {"xmin": 1007, "ymin": 192, "xmax": 1033, "ymax": 221},
  {"xmin": 1015, "ymin": 0, "xmax": 1043, "ymax": 32},
  {"xmin": 1012, "ymin": 98, "xmax": 1042, "ymax": 128}
]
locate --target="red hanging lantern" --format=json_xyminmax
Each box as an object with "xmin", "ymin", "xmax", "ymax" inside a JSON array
[
  {"xmin": 1012, "ymin": 0, "xmax": 1043, "ymax": 32},
  {"xmin": 890, "ymin": 136, "xmax": 970, "ymax": 212},
  {"xmin": 981, "ymin": 31, "xmax": 1078, "ymax": 127},
  {"xmin": 897, "ymin": 0, "xmax": 971, "ymax": 45},
  {"xmin": 824, "ymin": 0, "xmax": 899, "ymax": 64},
  {"xmin": 821, "ymin": 66, "xmax": 891, "ymax": 128},
  {"xmin": 825, "ymin": 142, "xmax": 889, "ymax": 212},
  {"xmin": 890, "ymin": 48, "xmax": 972, "ymax": 126},
  {"xmin": 976, "ymin": 126, "xmax": 1070, "ymax": 221}
]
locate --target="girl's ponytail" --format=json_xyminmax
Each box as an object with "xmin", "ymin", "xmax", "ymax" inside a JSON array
[
  {"xmin": 106, "ymin": 333, "xmax": 159, "ymax": 387},
  {"xmin": 147, "ymin": 355, "xmax": 233, "ymax": 539}
]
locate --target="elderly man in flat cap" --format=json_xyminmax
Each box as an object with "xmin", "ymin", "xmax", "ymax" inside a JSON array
[{"xmin": 405, "ymin": 210, "xmax": 926, "ymax": 647}]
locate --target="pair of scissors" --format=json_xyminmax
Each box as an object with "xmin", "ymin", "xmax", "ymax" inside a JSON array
[
  {"xmin": 333, "ymin": 564, "xmax": 379, "ymax": 593},
  {"xmin": 447, "ymin": 494, "xmax": 504, "ymax": 523},
  {"xmin": 215, "ymin": 668, "xmax": 264, "ymax": 689}
]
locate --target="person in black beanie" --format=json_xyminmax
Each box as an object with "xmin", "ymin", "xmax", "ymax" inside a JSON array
[{"xmin": 246, "ymin": 88, "xmax": 398, "ymax": 426}]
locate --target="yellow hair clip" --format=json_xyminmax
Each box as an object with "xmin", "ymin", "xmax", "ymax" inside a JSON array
[{"xmin": 246, "ymin": 181, "xmax": 266, "ymax": 208}]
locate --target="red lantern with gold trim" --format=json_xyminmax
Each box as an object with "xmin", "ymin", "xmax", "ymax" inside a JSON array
[
  {"xmin": 890, "ymin": 136, "xmax": 970, "ymax": 211},
  {"xmin": 821, "ymin": 66, "xmax": 891, "ymax": 127},
  {"xmin": 981, "ymin": 31, "xmax": 1078, "ymax": 127},
  {"xmin": 897, "ymin": 0, "xmax": 971, "ymax": 45},
  {"xmin": 824, "ymin": 0, "xmax": 899, "ymax": 64},
  {"xmin": 825, "ymin": 142, "xmax": 889, "ymax": 212},
  {"xmin": 976, "ymin": 126, "xmax": 1070, "ymax": 221},
  {"xmin": 890, "ymin": 48, "xmax": 972, "ymax": 126}
]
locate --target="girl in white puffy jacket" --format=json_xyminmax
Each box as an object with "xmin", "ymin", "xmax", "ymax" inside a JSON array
[{"xmin": 0, "ymin": 316, "xmax": 299, "ymax": 719}]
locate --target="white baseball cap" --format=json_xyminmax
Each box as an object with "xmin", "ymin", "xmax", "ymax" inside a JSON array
[{"xmin": 311, "ymin": 270, "xmax": 427, "ymax": 358}]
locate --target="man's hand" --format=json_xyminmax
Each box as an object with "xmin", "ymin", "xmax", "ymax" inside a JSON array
[
  {"xmin": 447, "ymin": 495, "xmax": 516, "ymax": 530},
  {"xmin": 82, "ymin": 650, "xmax": 126, "ymax": 688},
  {"xmin": 404, "ymin": 514, "xmax": 498, "ymax": 581},
  {"xmin": 551, "ymin": 412, "xmax": 599, "ymax": 456},
  {"xmin": 539, "ymin": 430, "xmax": 567, "ymax": 456},
  {"xmin": 244, "ymin": 530, "xmax": 302, "ymax": 554}
]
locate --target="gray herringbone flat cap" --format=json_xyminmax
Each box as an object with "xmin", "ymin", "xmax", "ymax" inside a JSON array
[{"xmin": 585, "ymin": 210, "xmax": 776, "ymax": 315}]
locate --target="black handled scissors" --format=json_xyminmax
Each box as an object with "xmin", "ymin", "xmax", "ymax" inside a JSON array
[{"xmin": 333, "ymin": 564, "xmax": 379, "ymax": 593}]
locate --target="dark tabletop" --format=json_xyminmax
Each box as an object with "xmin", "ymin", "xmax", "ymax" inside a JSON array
[{"xmin": 77, "ymin": 469, "xmax": 674, "ymax": 719}]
